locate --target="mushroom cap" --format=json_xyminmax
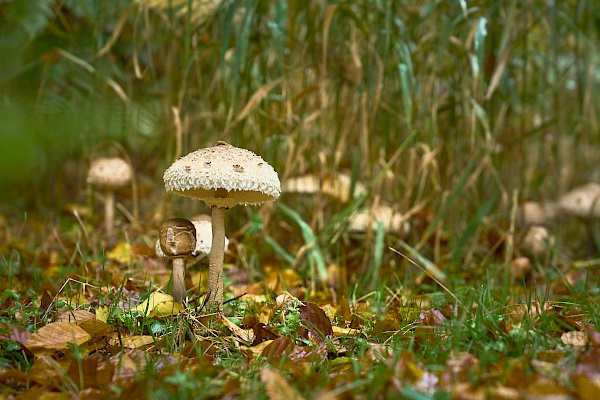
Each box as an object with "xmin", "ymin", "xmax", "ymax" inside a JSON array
[
  {"xmin": 283, "ymin": 172, "xmax": 366, "ymax": 203},
  {"xmin": 155, "ymin": 219, "xmax": 229, "ymax": 258},
  {"xmin": 87, "ymin": 157, "xmax": 132, "ymax": 188},
  {"xmin": 163, "ymin": 141, "xmax": 281, "ymax": 209},
  {"xmin": 517, "ymin": 201, "xmax": 558, "ymax": 227},
  {"xmin": 191, "ymin": 220, "xmax": 229, "ymax": 256},
  {"xmin": 348, "ymin": 205, "xmax": 410, "ymax": 236},
  {"xmin": 521, "ymin": 225, "xmax": 555, "ymax": 257},
  {"xmin": 159, "ymin": 218, "xmax": 196, "ymax": 257},
  {"xmin": 558, "ymin": 183, "xmax": 600, "ymax": 218}
]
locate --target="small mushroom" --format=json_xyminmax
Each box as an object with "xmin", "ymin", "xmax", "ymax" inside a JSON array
[
  {"xmin": 163, "ymin": 141, "xmax": 280, "ymax": 311},
  {"xmin": 521, "ymin": 225, "xmax": 555, "ymax": 258},
  {"xmin": 348, "ymin": 204, "xmax": 410, "ymax": 236},
  {"xmin": 517, "ymin": 201, "xmax": 559, "ymax": 228},
  {"xmin": 283, "ymin": 172, "xmax": 366, "ymax": 203},
  {"xmin": 558, "ymin": 182, "xmax": 600, "ymax": 254},
  {"xmin": 155, "ymin": 218, "xmax": 229, "ymax": 258},
  {"xmin": 191, "ymin": 219, "xmax": 229, "ymax": 257},
  {"xmin": 508, "ymin": 256, "xmax": 532, "ymax": 283},
  {"xmin": 87, "ymin": 157, "xmax": 132, "ymax": 244},
  {"xmin": 159, "ymin": 218, "xmax": 196, "ymax": 304}
]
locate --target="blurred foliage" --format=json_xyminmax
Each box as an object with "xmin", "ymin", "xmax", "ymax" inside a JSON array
[{"xmin": 0, "ymin": 0, "xmax": 598, "ymax": 216}]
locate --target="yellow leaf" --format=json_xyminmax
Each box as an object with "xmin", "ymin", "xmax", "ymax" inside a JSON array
[
  {"xmin": 242, "ymin": 340, "xmax": 274, "ymax": 358},
  {"xmin": 134, "ymin": 292, "xmax": 184, "ymax": 317},
  {"xmin": 26, "ymin": 322, "xmax": 91, "ymax": 356},
  {"xmin": 96, "ymin": 305, "xmax": 110, "ymax": 323},
  {"xmin": 69, "ymin": 293, "xmax": 89, "ymax": 306},
  {"xmin": 331, "ymin": 326, "xmax": 361, "ymax": 337},
  {"xmin": 109, "ymin": 335, "xmax": 155, "ymax": 348},
  {"xmin": 107, "ymin": 242, "xmax": 133, "ymax": 264}
]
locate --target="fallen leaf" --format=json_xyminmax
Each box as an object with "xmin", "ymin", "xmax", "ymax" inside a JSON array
[
  {"xmin": 297, "ymin": 302, "xmax": 333, "ymax": 341},
  {"xmin": 26, "ymin": 322, "xmax": 91, "ymax": 356},
  {"xmin": 221, "ymin": 314, "xmax": 254, "ymax": 345},
  {"xmin": 0, "ymin": 369, "xmax": 28, "ymax": 391},
  {"xmin": 262, "ymin": 337, "xmax": 295, "ymax": 365},
  {"xmin": 0, "ymin": 322, "xmax": 32, "ymax": 345},
  {"xmin": 243, "ymin": 340, "xmax": 274, "ymax": 358},
  {"xmin": 56, "ymin": 309, "xmax": 96, "ymax": 323},
  {"xmin": 70, "ymin": 292, "xmax": 89, "ymax": 306},
  {"xmin": 331, "ymin": 326, "xmax": 360, "ymax": 337},
  {"xmin": 29, "ymin": 354, "xmax": 68, "ymax": 388},
  {"xmin": 95, "ymin": 305, "xmax": 110, "ymax": 323},
  {"xmin": 107, "ymin": 242, "xmax": 134, "ymax": 264},
  {"xmin": 109, "ymin": 335, "xmax": 155, "ymax": 348},
  {"xmin": 243, "ymin": 316, "xmax": 279, "ymax": 346},
  {"xmin": 134, "ymin": 292, "xmax": 184, "ymax": 318},
  {"xmin": 66, "ymin": 355, "xmax": 100, "ymax": 390},
  {"xmin": 562, "ymin": 331, "xmax": 588, "ymax": 347},
  {"xmin": 260, "ymin": 367, "xmax": 305, "ymax": 400}
]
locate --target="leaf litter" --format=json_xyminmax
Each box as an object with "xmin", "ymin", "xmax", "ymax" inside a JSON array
[{"xmin": 1, "ymin": 213, "xmax": 599, "ymax": 399}]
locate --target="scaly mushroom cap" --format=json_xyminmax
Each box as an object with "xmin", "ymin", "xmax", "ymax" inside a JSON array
[
  {"xmin": 159, "ymin": 218, "xmax": 196, "ymax": 257},
  {"xmin": 163, "ymin": 141, "xmax": 281, "ymax": 209},
  {"xmin": 558, "ymin": 183, "xmax": 600, "ymax": 218},
  {"xmin": 87, "ymin": 157, "xmax": 132, "ymax": 188}
]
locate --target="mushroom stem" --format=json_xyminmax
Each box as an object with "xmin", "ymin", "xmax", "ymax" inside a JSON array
[
  {"xmin": 209, "ymin": 206, "xmax": 226, "ymax": 311},
  {"xmin": 172, "ymin": 258, "xmax": 186, "ymax": 304},
  {"xmin": 104, "ymin": 190, "xmax": 115, "ymax": 244}
]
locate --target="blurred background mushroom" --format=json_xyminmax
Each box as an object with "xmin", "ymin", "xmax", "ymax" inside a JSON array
[
  {"xmin": 348, "ymin": 204, "xmax": 411, "ymax": 237},
  {"xmin": 558, "ymin": 182, "xmax": 600, "ymax": 255},
  {"xmin": 517, "ymin": 201, "xmax": 559, "ymax": 228},
  {"xmin": 520, "ymin": 225, "xmax": 555, "ymax": 261},
  {"xmin": 283, "ymin": 172, "xmax": 366, "ymax": 203},
  {"xmin": 87, "ymin": 157, "xmax": 132, "ymax": 246}
]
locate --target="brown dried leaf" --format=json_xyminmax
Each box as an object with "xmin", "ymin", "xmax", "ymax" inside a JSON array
[
  {"xmin": 441, "ymin": 352, "xmax": 480, "ymax": 388},
  {"xmin": 260, "ymin": 367, "xmax": 305, "ymax": 400},
  {"xmin": 0, "ymin": 322, "xmax": 31, "ymax": 345},
  {"xmin": 109, "ymin": 335, "xmax": 155, "ymax": 349},
  {"xmin": 29, "ymin": 354, "xmax": 67, "ymax": 388},
  {"xmin": 221, "ymin": 314, "xmax": 254, "ymax": 345},
  {"xmin": 40, "ymin": 290, "xmax": 53, "ymax": 314},
  {"xmin": 243, "ymin": 340, "xmax": 274, "ymax": 358},
  {"xmin": 261, "ymin": 337, "xmax": 295, "ymax": 365},
  {"xmin": 56, "ymin": 309, "xmax": 96, "ymax": 323},
  {"xmin": 26, "ymin": 322, "xmax": 91, "ymax": 356},
  {"xmin": 297, "ymin": 302, "xmax": 333, "ymax": 341},
  {"xmin": 339, "ymin": 296, "xmax": 352, "ymax": 324},
  {"xmin": 66, "ymin": 355, "xmax": 100, "ymax": 390},
  {"xmin": 0, "ymin": 369, "xmax": 28, "ymax": 391},
  {"xmin": 243, "ymin": 316, "xmax": 279, "ymax": 346},
  {"xmin": 572, "ymin": 328, "xmax": 600, "ymax": 400}
]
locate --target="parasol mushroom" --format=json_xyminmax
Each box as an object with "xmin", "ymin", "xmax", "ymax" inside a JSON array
[
  {"xmin": 87, "ymin": 157, "xmax": 132, "ymax": 245},
  {"xmin": 163, "ymin": 141, "xmax": 280, "ymax": 311}
]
